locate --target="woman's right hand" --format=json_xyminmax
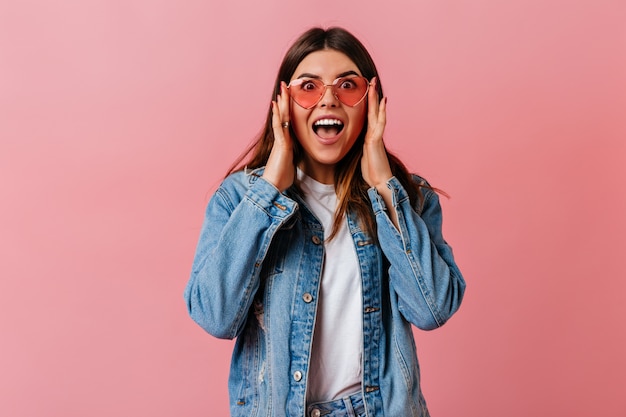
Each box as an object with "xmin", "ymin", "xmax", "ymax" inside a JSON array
[{"xmin": 262, "ymin": 82, "xmax": 294, "ymax": 192}]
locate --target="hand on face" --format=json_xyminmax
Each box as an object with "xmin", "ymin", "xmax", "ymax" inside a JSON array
[
  {"xmin": 361, "ymin": 77, "xmax": 392, "ymax": 189},
  {"xmin": 263, "ymin": 82, "xmax": 295, "ymax": 192}
]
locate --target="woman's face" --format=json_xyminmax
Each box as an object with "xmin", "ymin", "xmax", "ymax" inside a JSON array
[{"xmin": 289, "ymin": 49, "xmax": 367, "ymax": 184}]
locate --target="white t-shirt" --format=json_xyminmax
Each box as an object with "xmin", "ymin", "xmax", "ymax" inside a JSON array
[{"xmin": 298, "ymin": 170, "xmax": 363, "ymax": 403}]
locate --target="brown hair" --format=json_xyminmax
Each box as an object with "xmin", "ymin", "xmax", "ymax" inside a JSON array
[{"xmin": 227, "ymin": 27, "xmax": 427, "ymax": 240}]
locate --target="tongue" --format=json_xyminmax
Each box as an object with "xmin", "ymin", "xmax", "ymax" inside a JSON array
[{"xmin": 316, "ymin": 126, "xmax": 340, "ymax": 139}]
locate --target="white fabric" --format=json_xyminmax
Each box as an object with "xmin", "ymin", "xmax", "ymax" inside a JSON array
[{"xmin": 298, "ymin": 170, "xmax": 363, "ymax": 403}]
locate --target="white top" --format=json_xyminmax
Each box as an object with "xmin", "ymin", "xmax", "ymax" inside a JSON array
[{"xmin": 298, "ymin": 170, "xmax": 363, "ymax": 403}]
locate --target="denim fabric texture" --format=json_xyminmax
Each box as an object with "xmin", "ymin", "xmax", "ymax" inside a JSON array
[
  {"xmin": 307, "ymin": 391, "xmax": 366, "ymax": 417},
  {"xmin": 184, "ymin": 167, "xmax": 466, "ymax": 417}
]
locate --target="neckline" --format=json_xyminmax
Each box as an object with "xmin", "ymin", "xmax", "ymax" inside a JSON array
[{"xmin": 297, "ymin": 168, "xmax": 335, "ymax": 194}]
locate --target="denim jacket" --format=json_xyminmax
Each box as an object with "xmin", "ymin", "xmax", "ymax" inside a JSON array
[{"xmin": 184, "ymin": 167, "xmax": 466, "ymax": 417}]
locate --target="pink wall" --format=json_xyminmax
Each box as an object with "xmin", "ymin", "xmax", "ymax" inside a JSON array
[{"xmin": 1, "ymin": 1, "xmax": 624, "ymax": 416}]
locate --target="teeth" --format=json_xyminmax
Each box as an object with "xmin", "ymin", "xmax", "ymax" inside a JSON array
[{"xmin": 314, "ymin": 119, "xmax": 343, "ymax": 127}]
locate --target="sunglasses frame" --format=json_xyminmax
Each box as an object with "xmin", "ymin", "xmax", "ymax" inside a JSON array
[{"xmin": 287, "ymin": 76, "xmax": 371, "ymax": 109}]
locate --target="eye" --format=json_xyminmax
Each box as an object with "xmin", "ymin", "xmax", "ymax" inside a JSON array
[
  {"xmin": 338, "ymin": 78, "xmax": 358, "ymax": 90},
  {"xmin": 301, "ymin": 80, "xmax": 319, "ymax": 92}
]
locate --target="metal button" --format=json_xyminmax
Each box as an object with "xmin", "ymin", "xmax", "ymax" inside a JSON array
[
  {"xmin": 302, "ymin": 293, "xmax": 313, "ymax": 303},
  {"xmin": 311, "ymin": 235, "xmax": 322, "ymax": 245},
  {"xmin": 293, "ymin": 370, "xmax": 302, "ymax": 382},
  {"xmin": 311, "ymin": 408, "xmax": 321, "ymax": 417},
  {"xmin": 273, "ymin": 202, "xmax": 287, "ymax": 210}
]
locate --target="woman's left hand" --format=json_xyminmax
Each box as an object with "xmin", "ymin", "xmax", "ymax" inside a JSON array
[
  {"xmin": 361, "ymin": 77, "xmax": 392, "ymax": 190},
  {"xmin": 361, "ymin": 78, "xmax": 399, "ymax": 229}
]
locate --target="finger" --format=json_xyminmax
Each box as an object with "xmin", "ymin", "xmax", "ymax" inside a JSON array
[
  {"xmin": 366, "ymin": 78, "xmax": 388, "ymax": 143},
  {"xmin": 376, "ymin": 96, "xmax": 387, "ymax": 135},
  {"xmin": 271, "ymin": 100, "xmax": 285, "ymax": 142},
  {"xmin": 367, "ymin": 77, "xmax": 380, "ymax": 124},
  {"xmin": 278, "ymin": 81, "xmax": 290, "ymax": 119}
]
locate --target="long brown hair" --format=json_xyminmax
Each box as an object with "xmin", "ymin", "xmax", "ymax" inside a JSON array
[{"xmin": 227, "ymin": 27, "xmax": 426, "ymax": 240}]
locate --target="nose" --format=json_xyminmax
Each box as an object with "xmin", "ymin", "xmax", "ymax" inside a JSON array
[{"xmin": 318, "ymin": 84, "xmax": 339, "ymax": 107}]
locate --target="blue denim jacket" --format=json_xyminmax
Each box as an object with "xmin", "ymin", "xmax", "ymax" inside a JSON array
[{"xmin": 184, "ymin": 167, "xmax": 466, "ymax": 417}]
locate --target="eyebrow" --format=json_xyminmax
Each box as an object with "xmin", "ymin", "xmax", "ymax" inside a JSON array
[{"xmin": 294, "ymin": 70, "xmax": 360, "ymax": 80}]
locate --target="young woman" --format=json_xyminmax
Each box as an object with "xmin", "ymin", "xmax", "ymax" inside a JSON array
[{"xmin": 185, "ymin": 27, "xmax": 466, "ymax": 417}]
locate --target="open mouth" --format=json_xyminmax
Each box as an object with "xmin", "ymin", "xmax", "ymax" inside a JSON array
[{"xmin": 313, "ymin": 118, "xmax": 344, "ymax": 139}]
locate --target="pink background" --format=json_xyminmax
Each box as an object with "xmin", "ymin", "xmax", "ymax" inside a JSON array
[{"xmin": 1, "ymin": 1, "xmax": 625, "ymax": 416}]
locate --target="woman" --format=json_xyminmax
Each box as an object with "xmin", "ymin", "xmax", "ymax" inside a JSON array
[{"xmin": 185, "ymin": 27, "xmax": 466, "ymax": 417}]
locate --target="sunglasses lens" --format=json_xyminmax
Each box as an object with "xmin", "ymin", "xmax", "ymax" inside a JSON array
[
  {"xmin": 334, "ymin": 77, "xmax": 369, "ymax": 106},
  {"xmin": 289, "ymin": 79, "xmax": 324, "ymax": 109}
]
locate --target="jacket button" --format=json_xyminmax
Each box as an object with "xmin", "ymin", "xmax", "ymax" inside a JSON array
[
  {"xmin": 293, "ymin": 370, "xmax": 303, "ymax": 382},
  {"xmin": 311, "ymin": 235, "xmax": 322, "ymax": 245},
  {"xmin": 273, "ymin": 202, "xmax": 287, "ymax": 210},
  {"xmin": 302, "ymin": 293, "xmax": 313, "ymax": 303},
  {"xmin": 311, "ymin": 408, "xmax": 321, "ymax": 417}
]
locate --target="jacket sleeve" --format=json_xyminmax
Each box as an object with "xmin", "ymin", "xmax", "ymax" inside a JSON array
[
  {"xmin": 184, "ymin": 175, "xmax": 297, "ymax": 339},
  {"xmin": 368, "ymin": 176, "xmax": 466, "ymax": 330}
]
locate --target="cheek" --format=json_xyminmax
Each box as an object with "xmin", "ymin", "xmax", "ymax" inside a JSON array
[
  {"xmin": 349, "ymin": 107, "xmax": 367, "ymax": 135},
  {"xmin": 288, "ymin": 106, "xmax": 307, "ymax": 157},
  {"xmin": 290, "ymin": 103, "xmax": 309, "ymax": 137}
]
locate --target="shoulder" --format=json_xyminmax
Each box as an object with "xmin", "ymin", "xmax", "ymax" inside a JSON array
[
  {"xmin": 407, "ymin": 173, "xmax": 440, "ymax": 215},
  {"xmin": 219, "ymin": 167, "xmax": 266, "ymax": 191},
  {"xmin": 410, "ymin": 173, "xmax": 428, "ymax": 186},
  {"xmin": 410, "ymin": 174, "xmax": 435, "ymax": 196},
  {"xmin": 213, "ymin": 167, "xmax": 266, "ymax": 208}
]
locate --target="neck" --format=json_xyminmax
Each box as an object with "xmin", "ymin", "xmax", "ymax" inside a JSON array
[{"xmin": 298, "ymin": 160, "xmax": 335, "ymax": 185}]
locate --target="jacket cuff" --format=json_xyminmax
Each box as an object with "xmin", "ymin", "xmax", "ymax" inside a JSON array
[
  {"xmin": 367, "ymin": 176, "xmax": 408, "ymax": 213},
  {"xmin": 245, "ymin": 175, "xmax": 297, "ymax": 220}
]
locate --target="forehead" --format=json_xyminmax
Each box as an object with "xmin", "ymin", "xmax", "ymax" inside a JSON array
[{"xmin": 292, "ymin": 49, "xmax": 361, "ymax": 80}]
